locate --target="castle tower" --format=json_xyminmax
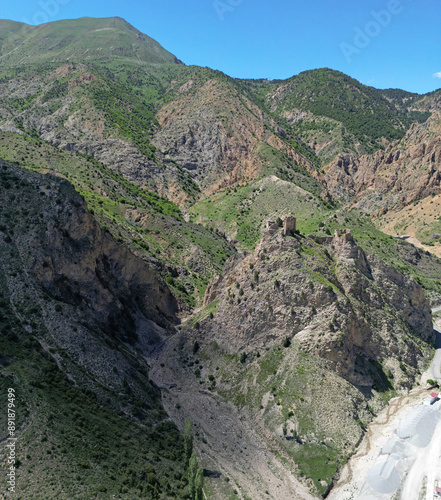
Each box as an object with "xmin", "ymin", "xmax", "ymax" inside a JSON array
[{"xmin": 283, "ymin": 217, "xmax": 296, "ymax": 236}]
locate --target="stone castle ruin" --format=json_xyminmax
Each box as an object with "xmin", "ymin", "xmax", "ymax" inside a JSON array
[
  {"xmin": 283, "ymin": 216, "xmax": 296, "ymax": 236},
  {"xmin": 333, "ymin": 228, "xmax": 354, "ymax": 242},
  {"xmin": 266, "ymin": 217, "xmax": 297, "ymax": 235},
  {"xmin": 309, "ymin": 229, "xmax": 353, "ymax": 245},
  {"xmin": 266, "ymin": 217, "xmax": 353, "ymax": 245}
]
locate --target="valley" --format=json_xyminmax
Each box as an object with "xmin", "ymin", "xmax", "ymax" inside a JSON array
[{"xmin": 0, "ymin": 15, "xmax": 440, "ymax": 500}]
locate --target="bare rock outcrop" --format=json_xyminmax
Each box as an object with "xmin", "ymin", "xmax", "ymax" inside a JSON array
[
  {"xmin": 324, "ymin": 111, "xmax": 441, "ymax": 213},
  {"xmin": 0, "ymin": 161, "xmax": 177, "ymax": 390},
  {"xmin": 202, "ymin": 227, "xmax": 433, "ymax": 385}
]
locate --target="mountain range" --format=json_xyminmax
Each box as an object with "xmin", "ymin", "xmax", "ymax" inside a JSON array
[{"xmin": 0, "ymin": 16, "xmax": 441, "ymax": 499}]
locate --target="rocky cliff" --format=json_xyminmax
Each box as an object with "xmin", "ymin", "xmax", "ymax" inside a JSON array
[
  {"xmin": 0, "ymin": 161, "xmax": 188, "ymax": 498},
  {"xmin": 324, "ymin": 111, "xmax": 441, "ymax": 211},
  {"xmin": 152, "ymin": 77, "xmax": 317, "ymax": 195},
  {"xmin": 204, "ymin": 226, "xmax": 433, "ymax": 384},
  {"xmin": 168, "ymin": 225, "xmax": 435, "ymax": 496}
]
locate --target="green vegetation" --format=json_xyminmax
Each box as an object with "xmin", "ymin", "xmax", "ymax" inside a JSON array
[
  {"xmin": 185, "ymin": 300, "xmax": 220, "ymax": 329},
  {"xmin": 0, "ymin": 132, "xmax": 236, "ymax": 307},
  {"xmin": 267, "ymin": 68, "xmax": 410, "ymax": 154},
  {"xmin": 0, "ymin": 17, "xmax": 179, "ymax": 67},
  {"xmin": 0, "ymin": 274, "xmax": 188, "ymax": 498},
  {"xmin": 211, "ymin": 343, "xmax": 361, "ymax": 496},
  {"xmin": 0, "ymin": 17, "xmax": 439, "ymax": 500},
  {"xmin": 190, "ymin": 177, "xmax": 329, "ymax": 250},
  {"xmin": 307, "ymin": 208, "xmax": 441, "ymax": 297}
]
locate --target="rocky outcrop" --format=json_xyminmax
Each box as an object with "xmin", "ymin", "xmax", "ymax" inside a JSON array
[
  {"xmin": 0, "ymin": 65, "xmax": 319, "ymax": 208},
  {"xmin": 324, "ymin": 112, "xmax": 441, "ymax": 213},
  {"xmin": 0, "ymin": 161, "xmax": 177, "ymax": 387},
  {"xmin": 153, "ymin": 78, "xmax": 317, "ymax": 194},
  {"xmin": 31, "ymin": 182, "xmax": 177, "ymax": 341},
  {"xmin": 173, "ymin": 227, "xmax": 434, "ymax": 496},
  {"xmin": 0, "ymin": 160, "xmax": 189, "ymax": 500},
  {"xmin": 203, "ymin": 227, "xmax": 433, "ymax": 385}
]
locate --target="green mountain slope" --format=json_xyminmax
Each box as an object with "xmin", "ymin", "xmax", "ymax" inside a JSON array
[
  {"xmin": 0, "ymin": 162, "xmax": 197, "ymax": 499},
  {"xmin": 0, "ymin": 131, "xmax": 236, "ymax": 308},
  {"xmin": 0, "ymin": 17, "xmax": 181, "ymax": 66},
  {"xmin": 264, "ymin": 69, "xmax": 425, "ymax": 162},
  {"xmin": 1, "ymin": 16, "xmax": 441, "ymax": 499}
]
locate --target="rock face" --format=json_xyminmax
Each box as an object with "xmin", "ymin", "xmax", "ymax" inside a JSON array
[
  {"xmin": 324, "ymin": 111, "xmax": 441, "ymax": 213},
  {"xmin": 31, "ymin": 184, "xmax": 177, "ymax": 343},
  {"xmin": 0, "ymin": 161, "xmax": 177, "ymax": 387},
  {"xmin": 170, "ymin": 226, "xmax": 434, "ymax": 496},
  {"xmin": 0, "ymin": 161, "xmax": 192, "ymax": 499},
  {"xmin": 204, "ymin": 227, "xmax": 433, "ymax": 384},
  {"xmin": 0, "ymin": 65, "xmax": 318, "ymax": 207},
  {"xmin": 153, "ymin": 78, "xmax": 316, "ymax": 194}
]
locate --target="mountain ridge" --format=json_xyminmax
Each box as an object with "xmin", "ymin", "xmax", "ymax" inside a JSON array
[
  {"xmin": 1, "ymin": 15, "xmax": 441, "ymax": 499},
  {"xmin": 0, "ymin": 16, "xmax": 182, "ymax": 66}
]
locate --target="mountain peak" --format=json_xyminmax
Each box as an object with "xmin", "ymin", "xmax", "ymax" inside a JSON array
[{"xmin": 0, "ymin": 16, "xmax": 181, "ymax": 66}]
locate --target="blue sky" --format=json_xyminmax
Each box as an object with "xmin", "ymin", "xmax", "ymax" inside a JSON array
[{"xmin": 1, "ymin": 0, "xmax": 440, "ymax": 94}]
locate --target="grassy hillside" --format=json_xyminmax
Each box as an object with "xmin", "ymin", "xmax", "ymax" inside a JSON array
[
  {"xmin": 0, "ymin": 131, "xmax": 236, "ymax": 307},
  {"xmin": 271, "ymin": 69, "xmax": 407, "ymax": 141},
  {"xmin": 305, "ymin": 208, "xmax": 441, "ymax": 300},
  {"xmin": 0, "ymin": 17, "xmax": 181, "ymax": 66},
  {"xmin": 190, "ymin": 175, "xmax": 330, "ymax": 249},
  {"xmin": 0, "ymin": 319, "xmax": 188, "ymax": 499},
  {"xmin": 191, "ymin": 177, "xmax": 441, "ymax": 300},
  {"xmin": 262, "ymin": 69, "xmax": 425, "ymax": 162}
]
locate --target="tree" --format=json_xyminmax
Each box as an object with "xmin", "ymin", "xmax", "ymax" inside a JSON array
[
  {"xmin": 188, "ymin": 452, "xmax": 204, "ymax": 500},
  {"xmin": 184, "ymin": 419, "xmax": 193, "ymax": 465},
  {"xmin": 188, "ymin": 452, "xmax": 198, "ymax": 498},
  {"xmin": 195, "ymin": 467, "xmax": 204, "ymax": 500},
  {"xmin": 193, "ymin": 341, "xmax": 200, "ymax": 354}
]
